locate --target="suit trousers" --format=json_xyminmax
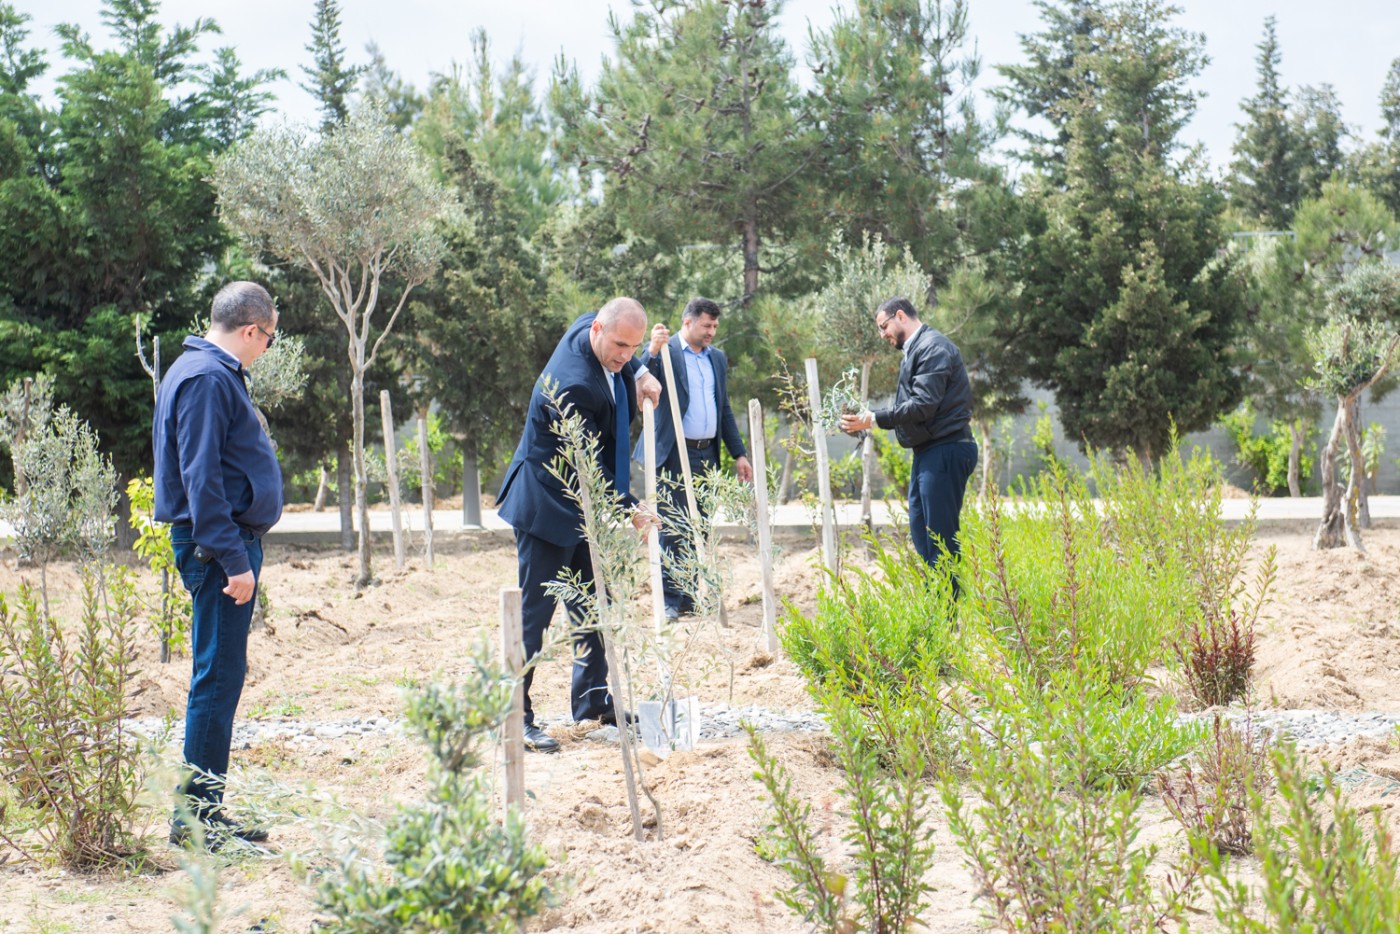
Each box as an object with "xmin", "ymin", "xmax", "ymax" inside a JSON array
[
  {"xmin": 514, "ymin": 529, "xmax": 614, "ymax": 725},
  {"xmin": 908, "ymin": 439, "xmax": 979, "ymax": 572},
  {"xmin": 172, "ymin": 524, "xmax": 262, "ymax": 811},
  {"xmin": 658, "ymin": 443, "xmax": 720, "ymax": 613}
]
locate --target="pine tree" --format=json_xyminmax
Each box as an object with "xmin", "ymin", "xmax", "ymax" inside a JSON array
[
  {"xmin": 1228, "ymin": 17, "xmax": 1300, "ymax": 229},
  {"xmin": 1291, "ymin": 84, "xmax": 1348, "ymax": 201},
  {"xmin": 300, "ymin": 0, "xmax": 363, "ymax": 130},
  {"xmin": 1350, "ymin": 58, "xmax": 1400, "ymax": 217}
]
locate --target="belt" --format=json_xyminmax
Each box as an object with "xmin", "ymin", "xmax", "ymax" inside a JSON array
[
  {"xmin": 685, "ymin": 437, "xmax": 715, "ymax": 449},
  {"xmin": 914, "ymin": 425, "xmax": 975, "ymax": 452}
]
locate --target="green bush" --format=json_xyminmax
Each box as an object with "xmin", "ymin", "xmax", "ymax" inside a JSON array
[
  {"xmin": 781, "ymin": 531, "xmax": 962, "ymax": 772},
  {"xmin": 1219, "ymin": 406, "xmax": 1314, "ymax": 496},
  {"xmin": 127, "ymin": 475, "xmax": 191, "ymax": 659},
  {"xmin": 1199, "ymin": 743, "xmax": 1400, "ymax": 932},
  {"xmin": 0, "ymin": 567, "xmax": 145, "ymax": 867},
  {"xmin": 1159, "ymin": 714, "xmax": 1272, "ymax": 857},
  {"xmin": 748, "ymin": 692, "xmax": 936, "ymax": 934},
  {"xmin": 873, "ymin": 429, "xmax": 911, "ymax": 494},
  {"xmin": 315, "ymin": 657, "xmax": 551, "ymax": 932}
]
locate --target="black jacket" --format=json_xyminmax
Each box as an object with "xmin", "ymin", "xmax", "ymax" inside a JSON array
[{"xmin": 873, "ymin": 324, "xmax": 974, "ymax": 450}]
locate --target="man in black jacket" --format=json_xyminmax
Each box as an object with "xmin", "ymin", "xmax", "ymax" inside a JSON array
[
  {"xmin": 634, "ymin": 297, "xmax": 752, "ymax": 619},
  {"xmin": 840, "ymin": 296, "xmax": 978, "ymax": 574}
]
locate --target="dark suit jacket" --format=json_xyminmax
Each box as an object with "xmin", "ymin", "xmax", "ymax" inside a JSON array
[
  {"xmin": 497, "ymin": 312, "xmax": 642, "ymax": 547},
  {"xmin": 632, "ymin": 335, "xmax": 747, "ymax": 474}
]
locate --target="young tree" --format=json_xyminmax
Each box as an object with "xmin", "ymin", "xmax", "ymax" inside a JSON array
[
  {"xmin": 1002, "ymin": 0, "xmax": 1244, "ymax": 459},
  {"xmin": 214, "ymin": 109, "xmax": 456, "ymax": 587},
  {"xmin": 1310, "ymin": 263, "xmax": 1400, "ymax": 551},
  {"xmin": 551, "ymin": 0, "xmax": 816, "ymax": 305}
]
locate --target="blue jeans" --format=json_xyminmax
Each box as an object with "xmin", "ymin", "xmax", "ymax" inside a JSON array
[
  {"xmin": 171, "ymin": 525, "xmax": 262, "ymax": 810},
  {"xmin": 909, "ymin": 440, "xmax": 979, "ymax": 572}
]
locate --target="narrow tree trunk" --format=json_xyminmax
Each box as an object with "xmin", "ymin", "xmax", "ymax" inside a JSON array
[
  {"xmin": 858, "ymin": 359, "xmax": 874, "ymax": 531},
  {"xmin": 741, "ymin": 217, "xmax": 760, "ymax": 306},
  {"xmin": 336, "ymin": 455, "xmax": 354, "ymax": 551},
  {"xmin": 977, "ymin": 418, "xmax": 993, "ymax": 500},
  {"xmin": 1288, "ymin": 420, "xmax": 1304, "ymax": 498},
  {"xmin": 313, "ymin": 463, "xmax": 329, "ymax": 512},
  {"xmin": 777, "ymin": 433, "xmax": 795, "ymax": 505},
  {"xmin": 352, "ymin": 369, "xmax": 373, "ymax": 588},
  {"xmin": 1314, "ymin": 400, "xmax": 1348, "ymax": 550},
  {"xmin": 1351, "ymin": 398, "xmax": 1372, "ymax": 529},
  {"xmin": 462, "ymin": 441, "xmax": 483, "ymax": 528}
]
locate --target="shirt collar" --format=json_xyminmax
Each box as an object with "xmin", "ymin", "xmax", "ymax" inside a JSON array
[
  {"xmin": 183, "ymin": 335, "xmax": 243, "ymax": 371},
  {"xmin": 682, "ymin": 342, "xmax": 711, "ymax": 357},
  {"xmin": 903, "ymin": 324, "xmax": 926, "ymax": 357}
]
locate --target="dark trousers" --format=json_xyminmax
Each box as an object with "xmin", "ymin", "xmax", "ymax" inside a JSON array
[
  {"xmin": 658, "ymin": 442, "xmax": 720, "ymax": 613},
  {"xmin": 909, "ymin": 440, "xmax": 979, "ymax": 571},
  {"xmin": 514, "ymin": 529, "xmax": 613, "ymax": 725},
  {"xmin": 171, "ymin": 525, "xmax": 262, "ymax": 811}
]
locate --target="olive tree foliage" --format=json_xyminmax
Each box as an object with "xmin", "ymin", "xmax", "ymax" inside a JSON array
[
  {"xmin": 812, "ymin": 232, "xmax": 929, "ymax": 525},
  {"xmin": 214, "ymin": 108, "xmax": 457, "ymax": 588},
  {"xmin": 1310, "ymin": 263, "xmax": 1400, "ymax": 551}
]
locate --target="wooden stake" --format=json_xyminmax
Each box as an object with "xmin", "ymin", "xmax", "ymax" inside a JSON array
[
  {"xmin": 643, "ymin": 400, "xmax": 667, "ymax": 644},
  {"xmin": 499, "ymin": 587, "xmax": 526, "ymax": 817},
  {"xmin": 805, "ymin": 358, "xmax": 838, "ymax": 573},
  {"xmin": 417, "ymin": 410, "xmax": 435, "ymax": 564},
  {"xmin": 380, "ymin": 390, "xmax": 406, "ymax": 569},
  {"xmin": 748, "ymin": 399, "xmax": 779, "ymax": 654}
]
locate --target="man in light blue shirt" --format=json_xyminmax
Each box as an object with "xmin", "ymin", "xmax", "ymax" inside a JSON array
[{"xmin": 635, "ymin": 298, "xmax": 752, "ymax": 619}]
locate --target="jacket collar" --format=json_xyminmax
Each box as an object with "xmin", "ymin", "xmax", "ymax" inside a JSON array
[{"xmin": 183, "ymin": 335, "xmax": 243, "ymax": 372}]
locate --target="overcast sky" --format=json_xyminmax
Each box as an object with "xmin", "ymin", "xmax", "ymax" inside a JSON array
[{"xmin": 21, "ymin": 0, "xmax": 1400, "ymax": 173}]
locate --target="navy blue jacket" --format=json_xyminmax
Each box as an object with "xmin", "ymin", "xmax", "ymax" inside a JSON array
[
  {"xmin": 632, "ymin": 336, "xmax": 746, "ymax": 474},
  {"xmin": 497, "ymin": 313, "xmax": 642, "ymax": 547},
  {"xmin": 874, "ymin": 324, "xmax": 974, "ymax": 450},
  {"xmin": 153, "ymin": 336, "xmax": 284, "ymax": 575}
]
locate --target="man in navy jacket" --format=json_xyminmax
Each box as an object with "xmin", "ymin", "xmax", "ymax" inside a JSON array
[
  {"xmin": 497, "ymin": 297, "xmax": 661, "ymax": 752},
  {"xmin": 153, "ymin": 281, "xmax": 283, "ymax": 846},
  {"xmin": 633, "ymin": 297, "xmax": 752, "ymax": 619}
]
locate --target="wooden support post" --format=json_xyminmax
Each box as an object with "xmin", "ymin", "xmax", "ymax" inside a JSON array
[
  {"xmin": 499, "ymin": 587, "xmax": 526, "ymax": 817},
  {"xmin": 643, "ymin": 400, "xmax": 667, "ymax": 644},
  {"xmin": 805, "ymin": 358, "xmax": 838, "ymax": 573},
  {"xmin": 380, "ymin": 390, "xmax": 406, "ymax": 569},
  {"xmin": 748, "ymin": 399, "xmax": 779, "ymax": 654},
  {"xmin": 417, "ymin": 411, "xmax": 435, "ymax": 565},
  {"xmin": 659, "ymin": 348, "xmax": 726, "ymax": 624}
]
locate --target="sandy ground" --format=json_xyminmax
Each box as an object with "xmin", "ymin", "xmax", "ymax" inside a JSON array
[{"xmin": 3, "ymin": 519, "xmax": 1400, "ymax": 933}]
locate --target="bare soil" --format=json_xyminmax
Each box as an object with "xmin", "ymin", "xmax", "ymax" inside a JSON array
[{"xmin": 4, "ymin": 521, "xmax": 1400, "ymax": 933}]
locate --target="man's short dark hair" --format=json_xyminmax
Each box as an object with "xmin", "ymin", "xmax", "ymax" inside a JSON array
[
  {"xmin": 878, "ymin": 296, "xmax": 919, "ymax": 319},
  {"xmin": 682, "ymin": 297, "xmax": 723, "ymax": 321},
  {"xmin": 211, "ymin": 281, "xmax": 276, "ymax": 331}
]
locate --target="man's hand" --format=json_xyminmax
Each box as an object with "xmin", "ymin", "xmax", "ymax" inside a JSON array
[
  {"xmin": 224, "ymin": 570, "xmax": 256, "ymax": 605},
  {"xmin": 735, "ymin": 455, "xmax": 754, "ymax": 484},
  {"xmin": 636, "ymin": 370, "xmax": 662, "ymax": 407},
  {"xmin": 839, "ymin": 410, "xmax": 875, "ymax": 434},
  {"xmin": 648, "ymin": 323, "xmax": 670, "ymax": 356},
  {"xmin": 631, "ymin": 502, "xmax": 661, "ymax": 533}
]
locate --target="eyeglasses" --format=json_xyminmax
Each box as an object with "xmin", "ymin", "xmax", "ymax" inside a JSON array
[
  {"xmin": 875, "ymin": 314, "xmax": 894, "ymax": 333},
  {"xmin": 255, "ymin": 324, "xmax": 276, "ymax": 349}
]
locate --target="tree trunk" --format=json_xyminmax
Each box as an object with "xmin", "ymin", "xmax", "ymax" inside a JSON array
[
  {"xmin": 777, "ymin": 419, "xmax": 795, "ymax": 505},
  {"xmin": 114, "ymin": 482, "xmax": 136, "ymax": 552},
  {"xmin": 741, "ymin": 217, "xmax": 760, "ymax": 306},
  {"xmin": 462, "ymin": 442, "xmax": 483, "ymax": 528},
  {"xmin": 336, "ymin": 455, "xmax": 354, "ymax": 551},
  {"xmin": 1314, "ymin": 399, "xmax": 1349, "ymax": 550},
  {"xmin": 977, "ymin": 417, "xmax": 993, "ymax": 500},
  {"xmin": 313, "ymin": 463, "xmax": 329, "ymax": 512},
  {"xmin": 1351, "ymin": 398, "xmax": 1372, "ymax": 529},
  {"xmin": 352, "ymin": 369, "xmax": 373, "ymax": 588},
  {"xmin": 858, "ymin": 359, "xmax": 873, "ymax": 531},
  {"xmin": 1288, "ymin": 420, "xmax": 1304, "ymax": 498}
]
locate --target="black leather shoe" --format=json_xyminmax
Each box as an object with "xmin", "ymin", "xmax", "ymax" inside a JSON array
[
  {"xmin": 597, "ymin": 708, "xmax": 638, "ymax": 727},
  {"xmin": 170, "ymin": 811, "xmax": 270, "ymax": 848},
  {"xmin": 523, "ymin": 724, "xmax": 560, "ymax": 753}
]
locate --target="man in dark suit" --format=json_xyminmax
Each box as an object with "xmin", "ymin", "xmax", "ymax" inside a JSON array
[
  {"xmin": 497, "ymin": 297, "xmax": 661, "ymax": 753},
  {"xmin": 840, "ymin": 296, "xmax": 978, "ymax": 579},
  {"xmin": 633, "ymin": 297, "xmax": 752, "ymax": 620}
]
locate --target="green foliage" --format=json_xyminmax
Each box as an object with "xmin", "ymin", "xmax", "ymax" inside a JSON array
[
  {"xmin": 1198, "ymin": 744, "xmax": 1400, "ymax": 932},
  {"xmin": 0, "ymin": 566, "xmax": 144, "ymax": 867},
  {"xmin": 813, "ymin": 367, "xmax": 865, "ymax": 437},
  {"xmin": 300, "ymin": 0, "xmax": 364, "ymax": 130},
  {"xmin": 781, "ymin": 532, "xmax": 962, "ymax": 773},
  {"xmin": 1228, "ymin": 17, "xmax": 1302, "ymax": 228},
  {"xmin": 811, "ymin": 231, "xmax": 929, "ymax": 371},
  {"xmin": 1159, "ymin": 715, "xmax": 1273, "ymax": 857},
  {"xmin": 1294, "ymin": 181, "xmax": 1400, "ymax": 277},
  {"xmin": 1219, "ymin": 406, "xmax": 1314, "ymax": 496},
  {"xmin": 942, "ymin": 673, "xmax": 1197, "ymax": 932},
  {"xmin": 316, "ymin": 654, "xmax": 550, "ymax": 931},
  {"xmin": 872, "ymin": 430, "xmax": 911, "ymax": 494},
  {"xmin": 126, "ymin": 475, "xmax": 190, "ymax": 656},
  {"xmin": 747, "ymin": 696, "xmax": 936, "ymax": 934}
]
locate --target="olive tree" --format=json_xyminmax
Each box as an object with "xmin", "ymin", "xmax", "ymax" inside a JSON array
[
  {"xmin": 1311, "ymin": 263, "xmax": 1400, "ymax": 551},
  {"xmin": 813, "ymin": 232, "xmax": 929, "ymax": 526},
  {"xmin": 214, "ymin": 108, "xmax": 455, "ymax": 587}
]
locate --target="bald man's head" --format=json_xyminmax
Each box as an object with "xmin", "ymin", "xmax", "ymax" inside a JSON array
[{"xmin": 590, "ymin": 297, "xmax": 648, "ymax": 373}]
